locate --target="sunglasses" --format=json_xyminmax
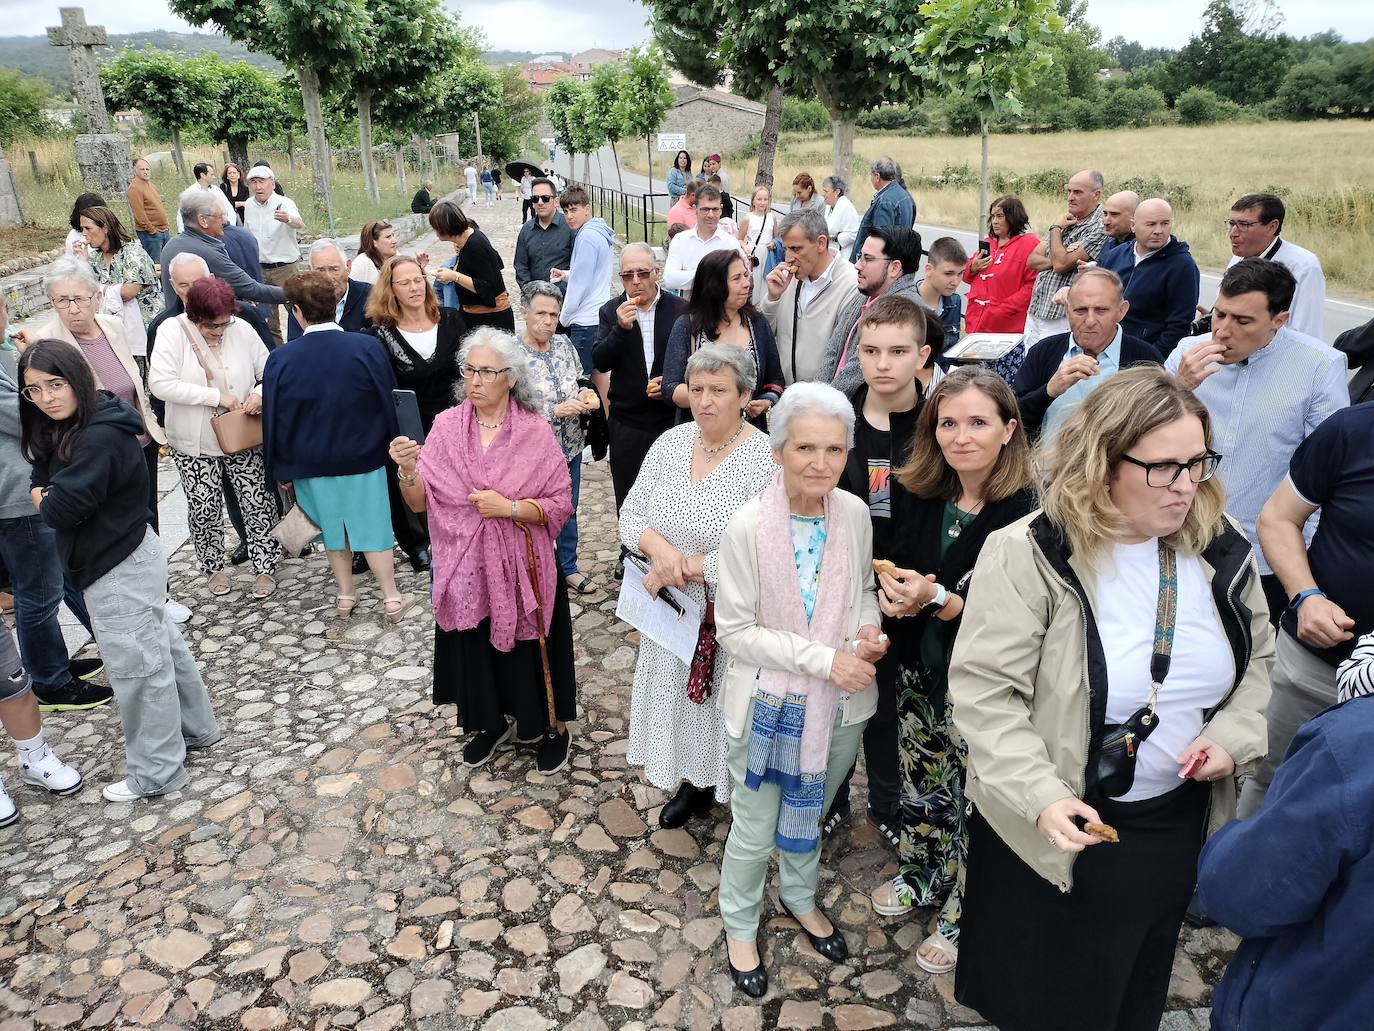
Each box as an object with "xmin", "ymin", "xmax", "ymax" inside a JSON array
[
  {"xmin": 532, "ymin": 195, "xmax": 556, "ymax": 203},
  {"xmin": 619, "ymin": 269, "xmax": 654, "ymax": 281}
]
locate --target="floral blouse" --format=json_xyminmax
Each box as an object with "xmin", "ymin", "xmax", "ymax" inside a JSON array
[
  {"xmin": 791, "ymin": 514, "xmax": 827, "ymax": 623},
  {"xmin": 518, "ymin": 333, "xmax": 586, "ymax": 462},
  {"xmin": 93, "ymin": 238, "xmax": 163, "ymax": 327}
]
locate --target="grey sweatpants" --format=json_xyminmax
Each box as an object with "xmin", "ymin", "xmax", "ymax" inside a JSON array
[
  {"xmin": 83, "ymin": 529, "xmax": 219, "ymax": 795},
  {"xmin": 0, "ymin": 624, "xmax": 30, "ymax": 702}
]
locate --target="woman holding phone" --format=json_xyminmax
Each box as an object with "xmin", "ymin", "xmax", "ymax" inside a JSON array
[{"xmin": 963, "ymin": 195, "xmax": 1041, "ymax": 336}]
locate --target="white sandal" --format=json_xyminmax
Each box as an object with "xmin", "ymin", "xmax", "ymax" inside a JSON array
[{"xmin": 914, "ymin": 929, "xmax": 958, "ymax": 975}]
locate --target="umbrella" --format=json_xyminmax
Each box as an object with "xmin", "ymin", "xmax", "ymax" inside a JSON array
[{"xmin": 506, "ymin": 160, "xmax": 544, "ymax": 180}]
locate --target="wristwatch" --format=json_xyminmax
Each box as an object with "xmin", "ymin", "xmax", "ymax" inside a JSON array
[
  {"xmin": 923, "ymin": 583, "xmax": 949, "ymax": 610},
  {"xmin": 1288, "ymin": 587, "xmax": 1325, "ymax": 612}
]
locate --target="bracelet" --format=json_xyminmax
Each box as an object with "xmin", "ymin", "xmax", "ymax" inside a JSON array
[
  {"xmin": 1289, "ymin": 587, "xmax": 1325, "ymax": 612},
  {"xmin": 510, "ymin": 500, "xmax": 519, "ymax": 519},
  {"xmin": 398, "ymin": 471, "xmax": 417, "ymax": 487}
]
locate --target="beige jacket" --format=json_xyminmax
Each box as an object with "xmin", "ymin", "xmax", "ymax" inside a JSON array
[
  {"xmin": 715, "ymin": 490, "xmax": 882, "ymax": 739},
  {"xmin": 37, "ymin": 313, "xmax": 166, "ymax": 446},
  {"xmin": 949, "ymin": 511, "xmax": 1274, "ymax": 891},
  {"xmin": 760, "ymin": 254, "xmax": 860, "ymax": 384},
  {"xmin": 148, "ymin": 315, "xmax": 267, "ymax": 457}
]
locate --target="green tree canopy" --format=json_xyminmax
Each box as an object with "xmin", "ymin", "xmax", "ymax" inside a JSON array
[
  {"xmin": 0, "ymin": 69, "xmax": 51, "ymax": 146},
  {"xmin": 101, "ymin": 48, "xmax": 222, "ymax": 175}
]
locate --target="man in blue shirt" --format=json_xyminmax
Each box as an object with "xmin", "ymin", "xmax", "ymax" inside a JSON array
[{"xmin": 850, "ymin": 156, "xmax": 915, "ymax": 262}]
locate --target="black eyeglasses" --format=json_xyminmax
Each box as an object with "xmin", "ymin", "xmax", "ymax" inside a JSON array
[
  {"xmin": 1119, "ymin": 450, "xmax": 1222, "ymax": 488},
  {"xmin": 532, "ymin": 195, "xmax": 555, "ymax": 203}
]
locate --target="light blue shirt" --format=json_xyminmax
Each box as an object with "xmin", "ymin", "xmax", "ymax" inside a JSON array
[
  {"xmin": 1165, "ymin": 326, "xmax": 1348, "ymax": 574},
  {"xmin": 1041, "ymin": 327, "xmax": 1123, "ymax": 441},
  {"xmin": 334, "ymin": 293, "xmax": 347, "ymax": 325}
]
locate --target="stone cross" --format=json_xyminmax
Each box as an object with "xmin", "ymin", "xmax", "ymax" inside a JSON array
[{"xmin": 47, "ymin": 7, "xmax": 113, "ymax": 135}]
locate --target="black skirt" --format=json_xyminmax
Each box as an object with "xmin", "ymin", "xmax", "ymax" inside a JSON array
[
  {"xmin": 432, "ymin": 576, "xmax": 577, "ymax": 737},
  {"xmin": 461, "ymin": 308, "xmax": 517, "ymax": 333},
  {"xmin": 955, "ymin": 780, "xmax": 1208, "ymax": 1031}
]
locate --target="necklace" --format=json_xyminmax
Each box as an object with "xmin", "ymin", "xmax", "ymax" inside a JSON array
[
  {"xmin": 475, "ymin": 415, "xmax": 505, "ymax": 430},
  {"xmin": 698, "ymin": 422, "xmax": 744, "ymax": 457},
  {"xmin": 947, "ymin": 499, "xmax": 986, "ymax": 539}
]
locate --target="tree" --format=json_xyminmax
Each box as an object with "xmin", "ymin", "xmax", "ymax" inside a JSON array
[
  {"xmin": 0, "ymin": 69, "xmax": 50, "ymax": 146},
  {"xmin": 544, "ymin": 78, "xmax": 583, "ymax": 182},
  {"xmin": 169, "ymin": 0, "xmax": 376, "ymax": 234},
  {"xmin": 476, "ymin": 66, "xmax": 543, "ymax": 164},
  {"xmin": 586, "ymin": 61, "xmax": 631, "ymax": 192},
  {"xmin": 1273, "ymin": 61, "xmax": 1338, "ymax": 120},
  {"xmin": 197, "ymin": 55, "xmax": 288, "ymax": 168},
  {"xmin": 619, "ymin": 47, "xmax": 676, "ymax": 194},
  {"xmin": 1170, "ymin": 0, "xmax": 1294, "ymax": 107},
  {"xmin": 101, "ymin": 49, "xmax": 221, "ymax": 176},
  {"xmin": 916, "ymin": 0, "xmax": 1061, "ymax": 231},
  {"xmin": 567, "ymin": 85, "xmax": 606, "ymax": 183}
]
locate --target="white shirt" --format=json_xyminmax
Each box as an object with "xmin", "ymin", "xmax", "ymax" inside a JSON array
[
  {"xmin": 301, "ymin": 322, "xmax": 340, "ymax": 335},
  {"xmin": 399, "ymin": 326, "xmax": 438, "ymax": 361},
  {"xmin": 520, "ymin": 176, "xmax": 533, "ymax": 200},
  {"xmin": 349, "ymin": 253, "xmax": 381, "ymax": 286},
  {"xmin": 634, "ymin": 289, "xmax": 662, "ymax": 371},
  {"xmin": 243, "ymin": 194, "xmax": 303, "ymax": 263},
  {"xmin": 826, "ymin": 195, "xmax": 861, "ymax": 253},
  {"xmin": 798, "ymin": 252, "xmax": 839, "ymax": 313},
  {"xmin": 465, "ymin": 166, "xmax": 478, "ymax": 187},
  {"xmin": 663, "ymin": 226, "xmax": 742, "ymax": 295},
  {"xmin": 176, "ymin": 183, "xmax": 237, "ymax": 233},
  {"xmin": 1097, "ymin": 540, "xmax": 1234, "ymax": 802},
  {"xmin": 1227, "ymin": 238, "xmax": 1326, "ymax": 340}
]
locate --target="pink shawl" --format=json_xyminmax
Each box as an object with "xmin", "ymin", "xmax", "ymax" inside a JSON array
[{"xmin": 419, "ymin": 400, "xmax": 572, "ymax": 650}]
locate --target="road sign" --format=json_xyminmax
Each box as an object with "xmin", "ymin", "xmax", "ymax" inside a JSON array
[{"xmin": 657, "ymin": 133, "xmax": 687, "ymax": 152}]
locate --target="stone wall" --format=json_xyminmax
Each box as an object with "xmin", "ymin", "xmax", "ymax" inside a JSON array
[{"xmin": 657, "ymin": 97, "xmax": 766, "ymax": 158}]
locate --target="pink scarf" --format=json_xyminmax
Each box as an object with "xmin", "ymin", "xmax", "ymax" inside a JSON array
[{"xmin": 418, "ymin": 401, "xmax": 572, "ymax": 650}]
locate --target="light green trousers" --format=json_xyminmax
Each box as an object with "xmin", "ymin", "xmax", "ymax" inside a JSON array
[{"xmin": 718, "ymin": 703, "xmax": 867, "ymax": 942}]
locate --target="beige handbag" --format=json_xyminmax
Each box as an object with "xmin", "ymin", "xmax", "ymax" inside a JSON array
[
  {"xmin": 270, "ymin": 487, "xmax": 320, "ymax": 558},
  {"xmin": 178, "ymin": 317, "xmax": 264, "ymax": 454}
]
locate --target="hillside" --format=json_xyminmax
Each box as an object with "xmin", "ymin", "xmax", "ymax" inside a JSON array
[{"xmin": 0, "ymin": 32, "xmax": 555, "ymax": 96}]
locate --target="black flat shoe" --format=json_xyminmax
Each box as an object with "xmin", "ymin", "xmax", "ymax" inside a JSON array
[
  {"xmin": 230, "ymin": 544, "xmax": 249, "ymax": 566},
  {"xmin": 780, "ymin": 903, "xmax": 848, "ymax": 963},
  {"xmin": 725, "ymin": 940, "xmax": 767, "ymax": 998},
  {"xmin": 409, "ymin": 548, "xmax": 432, "ymax": 573},
  {"xmin": 351, "ymin": 553, "xmax": 368, "ymax": 575},
  {"xmin": 659, "ymin": 782, "xmax": 714, "ymax": 829}
]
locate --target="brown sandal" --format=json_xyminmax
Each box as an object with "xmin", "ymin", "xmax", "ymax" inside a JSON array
[
  {"xmin": 252, "ymin": 575, "xmax": 276, "ymax": 599},
  {"xmin": 207, "ymin": 571, "xmax": 231, "ymax": 596}
]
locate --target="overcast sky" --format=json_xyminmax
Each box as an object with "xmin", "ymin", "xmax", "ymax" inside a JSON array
[{"xmin": 6, "ymin": 0, "xmax": 1372, "ymax": 53}]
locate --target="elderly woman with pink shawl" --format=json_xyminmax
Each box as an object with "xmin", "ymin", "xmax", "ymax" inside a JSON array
[
  {"xmin": 390, "ymin": 327, "xmax": 577, "ymax": 775},
  {"xmin": 714, "ymin": 382, "xmax": 889, "ymax": 998}
]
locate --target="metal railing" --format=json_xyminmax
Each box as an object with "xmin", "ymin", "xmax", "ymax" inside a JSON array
[{"xmin": 567, "ymin": 180, "xmax": 672, "ymax": 248}]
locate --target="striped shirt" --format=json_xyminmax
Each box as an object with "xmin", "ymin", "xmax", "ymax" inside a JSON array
[
  {"xmin": 1027, "ymin": 205, "xmax": 1107, "ymax": 320},
  {"xmin": 1337, "ymin": 632, "xmax": 1374, "ymax": 702},
  {"xmin": 76, "ymin": 333, "xmax": 151, "ymax": 448},
  {"xmin": 1166, "ymin": 327, "xmax": 1347, "ymax": 574}
]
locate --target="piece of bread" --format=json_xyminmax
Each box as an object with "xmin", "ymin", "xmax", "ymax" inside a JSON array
[
  {"xmin": 1083, "ymin": 821, "xmax": 1119, "ymax": 843},
  {"xmin": 872, "ymin": 559, "xmax": 897, "ymax": 578}
]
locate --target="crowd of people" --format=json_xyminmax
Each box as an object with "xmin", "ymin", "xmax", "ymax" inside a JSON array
[{"xmin": 2, "ymin": 144, "xmax": 1371, "ymax": 1031}]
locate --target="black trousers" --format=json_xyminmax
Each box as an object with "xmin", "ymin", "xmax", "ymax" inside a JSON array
[
  {"xmin": 142, "ymin": 441, "xmax": 161, "ymax": 534},
  {"xmin": 521, "ymin": 199, "xmax": 534, "ymax": 222},
  {"xmin": 827, "ymin": 654, "xmax": 900, "ymax": 821},
  {"xmin": 1260, "ymin": 572, "xmax": 1287, "ymax": 627},
  {"xmin": 385, "ymin": 461, "xmax": 427, "ymax": 557},
  {"xmin": 608, "ymin": 417, "xmax": 670, "ymax": 515}
]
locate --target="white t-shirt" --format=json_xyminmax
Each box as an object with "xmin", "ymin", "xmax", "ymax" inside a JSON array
[
  {"xmin": 349, "ymin": 253, "xmax": 381, "ymax": 286},
  {"xmin": 1096, "ymin": 539, "xmax": 1233, "ymax": 802},
  {"xmin": 399, "ymin": 325, "xmax": 438, "ymax": 361}
]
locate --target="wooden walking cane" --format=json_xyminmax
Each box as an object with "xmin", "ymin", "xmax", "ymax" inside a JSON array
[{"xmin": 514, "ymin": 501, "xmax": 558, "ymax": 728}]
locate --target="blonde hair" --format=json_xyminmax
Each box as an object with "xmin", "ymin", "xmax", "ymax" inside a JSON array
[
  {"xmin": 1038, "ymin": 366, "xmax": 1226, "ymax": 558},
  {"xmin": 365, "ymin": 255, "xmax": 439, "ymax": 327}
]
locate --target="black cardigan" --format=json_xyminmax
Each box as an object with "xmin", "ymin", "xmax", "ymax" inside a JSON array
[
  {"xmin": 369, "ymin": 307, "xmax": 468, "ymax": 431},
  {"xmin": 1013, "ymin": 331, "xmax": 1161, "ymax": 438},
  {"xmin": 455, "ymin": 230, "xmax": 508, "ymax": 309},
  {"xmin": 592, "ymin": 290, "xmax": 682, "ymax": 432}
]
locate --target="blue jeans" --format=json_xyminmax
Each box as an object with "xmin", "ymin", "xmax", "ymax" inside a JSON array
[
  {"xmin": 568, "ymin": 324, "xmax": 597, "ymax": 375},
  {"xmin": 556, "ymin": 455, "xmax": 582, "ymax": 577},
  {"xmin": 137, "ymin": 229, "xmax": 169, "ymax": 265},
  {"xmin": 0, "ymin": 514, "xmax": 89, "ymax": 692}
]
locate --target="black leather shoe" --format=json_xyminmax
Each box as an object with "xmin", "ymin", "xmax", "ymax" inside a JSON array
[
  {"xmin": 659, "ymin": 782, "xmax": 714, "ymax": 829},
  {"xmin": 780, "ymin": 903, "xmax": 848, "ymax": 963},
  {"xmin": 409, "ymin": 548, "xmax": 432, "ymax": 573},
  {"xmin": 351, "ymin": 553, "xmax": 368, "ymax": 575},
  {"xmin": 230, "ymin": 544, "xmax": 249, "ymax": 565},
  {"xmin": 725, "ymin": 939, "xmax": 768, "ymax": 998}
]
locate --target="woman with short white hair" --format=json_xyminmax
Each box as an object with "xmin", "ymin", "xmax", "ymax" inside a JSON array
[
  {"xmin": 713, "ymin": 381, "xmax": 887, "ymax": 996},
  {"xmin": 821, "ymin": 176, "xmax": 861, "ymax": 255}
]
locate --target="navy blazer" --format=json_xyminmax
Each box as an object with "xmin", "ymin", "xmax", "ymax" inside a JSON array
[
  {"xmin": 1013, "ymin": 330, "xmax": 1161, "ymax": 437},
  {"xmin": 287, "ymin": 280, "xmax": 373, "ymax": 339},
  {"xmin": 591, "ymin": 290, "xmax": 682, "ymax": 432},
  {"xmin": 261, "ymin": 328, "xmax": 397, "ymax": 484}
]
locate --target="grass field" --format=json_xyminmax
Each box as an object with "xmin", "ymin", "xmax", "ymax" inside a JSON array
[
  {"xmin": 3, "ymin": 138, "xmax": 455, "ymax": 254},
  {"xmin": 628, "ymin": 121, "xmax": 1374, "ymax": 298}
]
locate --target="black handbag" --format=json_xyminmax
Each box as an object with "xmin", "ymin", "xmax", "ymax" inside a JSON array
[{"xmin": 1094, "ymin": 541, "xmax": 1178, "ymax": 799}]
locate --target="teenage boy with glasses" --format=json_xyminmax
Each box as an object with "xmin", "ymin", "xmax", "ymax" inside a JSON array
[{"xmin": 513, "ymin": 178, "xmax": 574, "ymax": 291}]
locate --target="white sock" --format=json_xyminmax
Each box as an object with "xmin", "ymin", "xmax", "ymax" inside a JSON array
[{"xmin": 14, "ymin": 732, "xmax": 46, "ymax": 762}]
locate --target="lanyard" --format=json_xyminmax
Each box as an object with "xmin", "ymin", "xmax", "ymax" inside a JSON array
[{"xmin": 1143, "ymin": 539, "xmax": 1179, "ymax": 721}]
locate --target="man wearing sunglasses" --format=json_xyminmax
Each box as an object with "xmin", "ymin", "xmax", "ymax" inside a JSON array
[
  {"xmin": 1224, "ymin": 192, "xmax": 1326, "ymax": 340},
  {"xmin": 513, "ymin": 178, "xmax": 573, "ymax": 292},
  {"xmin": 1168, "ymin": 258, "xmax": 1347, "ymax": 627}
]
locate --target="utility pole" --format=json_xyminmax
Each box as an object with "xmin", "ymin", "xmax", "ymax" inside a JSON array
[{"xmin": 473, "ymin": 113, "xmax": 483, "ymax": 162}]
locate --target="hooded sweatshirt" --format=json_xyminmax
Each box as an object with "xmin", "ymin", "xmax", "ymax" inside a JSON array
[
  {"xmin": 31, "ymin": 392, "xmax": 152, "ymax": 590},
  {"xmin": 562, "ymin": 218, "xmax": 617, "ymax": 328},
  {"xmin": 0, "ymin": 361, "xmax": 37, "ymax": 520},
  {"xmin": 1099, "ymin": 235, "xmax": 1200, "ymax": 356}
]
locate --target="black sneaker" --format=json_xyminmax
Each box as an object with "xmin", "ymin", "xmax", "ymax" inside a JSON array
[
  {"xmin": 68, "ymin": 657, "xmax": 104, "ymax": 682},
  {"xmin": 351, "ymin": 553, "xmax": 369, "ymax": 576},
  {"xmin": 868, "ymin": 811, "xmax": 902, "ymax": 850},
  {"xmin": 34, "ymin": 678, "xmax": 114, "ymax": 713},
  {"xmin": 821, "ymin": 802, "xmax": 851, "ymax": 837},
  {"xmin": 229, "ymin": 544, "xmax": 250, "ymax": 566},
  {"xmin": 462, "ymin": 724, "xmax": 512, "ymax": 767},
  {"xmin": 535, "ymin": 728, "xmax": 571, "ymax": 775}
]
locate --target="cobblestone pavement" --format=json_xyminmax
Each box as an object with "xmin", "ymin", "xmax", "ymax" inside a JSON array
[{"xmin": 0, "ymin": 194, "xmax": 1235, "ymax": 1030}]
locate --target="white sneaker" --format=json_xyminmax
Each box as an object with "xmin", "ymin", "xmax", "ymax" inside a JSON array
[
  {"xmin": 102, "ymin": 779, "xmax": 142, "ymax": 803},
  {"xmin": 0, "ymin": 777, "xmax": 16, "ymax": 827},
  {"xmin": 20, "ymin": 746, "xmax": 83, "ymax": 796},
  {"xmin": 165, "ymin": 598, "xmax": 192, "ymax": 624}
]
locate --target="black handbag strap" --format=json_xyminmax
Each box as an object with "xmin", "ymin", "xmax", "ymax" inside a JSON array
[{"xmin": 1146, "ymin": 539, "xmax": 1179, "ymax": 714}]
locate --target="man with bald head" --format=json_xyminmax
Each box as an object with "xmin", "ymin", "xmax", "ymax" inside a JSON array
[
  {"xmin": 1100, "ymin": 197, "xmax": 1200, "ymax": 355},
  {"xmin": 285, "ymin": 239, "xmax": 373, "ymax": 339},
  {"xmin": 1023, "ymin": 168, "xmax": 1108, "ymax": 346},
  {"xmin": 1098, "ymin": 190, "xmax": 1140, "ymax": 260}
]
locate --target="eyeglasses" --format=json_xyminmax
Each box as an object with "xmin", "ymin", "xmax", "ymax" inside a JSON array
[
  {"xmin": 461, "ymin": 365, "xmax": 510, "ymax": 383},
  {"xmin": 1119, "ymin": 450, "xmax": 1222, "ymax": 488},
  {"xmin": 532, "ymin": 195, "xmax": 555, "ymax": 203},
  {"xmin": 1223, "ymin": 218, "xmax": 1270, "ymax": 231},
  {"xmin": 51, "ymin": 294, "xmax": 94, "ymax": 309},
  {"xmin": 202, "ymin": 319, "xmax": 233, "ymax": 331},
  {"xmin": 854, "ymin": 252, "xmax": 893, "ymax": 265},
  {"xmin": 619, "ymin": 269, "xmax": 654, "ymax": 281},
  {"xmin": 20, "ymin": 379, "xmax": 70, "ymax": 402}
]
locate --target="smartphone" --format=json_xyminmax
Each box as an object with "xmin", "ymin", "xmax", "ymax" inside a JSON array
[
  {"xmin": 978, "ymin": 239, "xmax": 991, "ymax": 257},
  {"xmin": 392, "ymin": 389, "xmax": 426, "ymax": 445},
  {"xmin": 1179, "ymin": 751, "xmax": 1207, "ymax": 779}
]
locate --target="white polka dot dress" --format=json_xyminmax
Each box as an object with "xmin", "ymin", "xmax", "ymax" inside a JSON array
[{"xmin": 617, "ymin": 423, "xmax": 777, "ymax": 801}]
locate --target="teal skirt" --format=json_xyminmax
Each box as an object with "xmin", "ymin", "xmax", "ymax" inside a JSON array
[{"xmin": 294, "ymin": 467, "xmax": 393, "ymax": 553}]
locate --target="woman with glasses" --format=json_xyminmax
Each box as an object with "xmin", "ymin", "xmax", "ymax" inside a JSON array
[
  {"xmin": 263, "ymin": 271, "xmax": 411, "ymax": 622},
  {"xmin": 429, "ymin": 202, "xmax": 516, "ymax": 333},
  {"xmin": 148, "ymin": 277, "xmax": 279, "ymax": 599},
  {"xmin": 79, "ymin": 205, "xmax": 163, "ymax": 368},
  {"xmin": 350, "ymin": 220, "xmax": 399, "ymax": 287},
  {"xmin": 947, "ymin": 366, "xmax": 1272, "ymax": 1031},
  {"xmin": 388, "ymin": 328, "xmax": 577, "ymax": 775},
  {"xmin": 19, "ymin": 339, "xmax": 218, "ymax": 803}
]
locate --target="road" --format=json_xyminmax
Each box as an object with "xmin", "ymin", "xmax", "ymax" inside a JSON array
[{"xmin": 581, "ymin": 149, "xmax": 1372, "ymax": 343}]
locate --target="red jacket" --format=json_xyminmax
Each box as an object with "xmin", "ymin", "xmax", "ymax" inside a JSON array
[{"xmin": 963, "ymin": 232, "xmax": 1041, "ymax": 335}]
